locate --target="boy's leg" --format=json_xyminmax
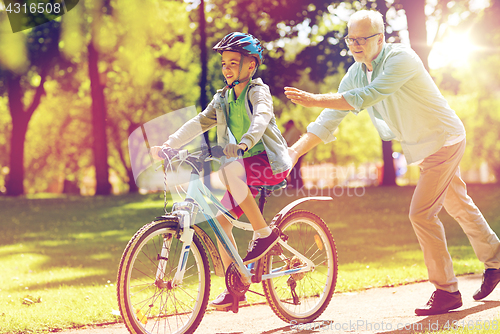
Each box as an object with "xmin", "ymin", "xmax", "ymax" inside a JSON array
[
  {"xmin": 211, "ymin": 210, "xmax": 247, "ymax": 308},
  {"xmin": 218, "ymin": 161, "xmax": 267, "ymax": 230},
  {"xmin": 215, "ymin": 210, "xmax": 238, "ymax": 271},
  {"xmin": 218, "ymin": 160, "xmax": 280, "ymax": 264}
]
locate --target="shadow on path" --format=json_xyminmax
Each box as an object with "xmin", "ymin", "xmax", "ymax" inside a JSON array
[{"xmin": 381, "ymin": 300, "xmax": 500, "ymax": 333}]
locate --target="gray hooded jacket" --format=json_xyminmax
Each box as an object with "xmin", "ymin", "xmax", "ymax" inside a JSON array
[{"xmin": 166, "ymin": 78, "xmax": 292, "ymax": 175}]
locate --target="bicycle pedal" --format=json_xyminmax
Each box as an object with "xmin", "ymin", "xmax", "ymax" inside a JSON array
[{"xmin": 213, "ymin": 306, "xmax": 232, "ymax": 312}]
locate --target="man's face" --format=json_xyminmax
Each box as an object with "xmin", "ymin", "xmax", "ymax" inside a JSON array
[
  {"xmin": 347, "ymin": 18, "xmax": 383, "ymax": 67},
  {"xmin": 221, "ymin": 51, "xmax": 255, "ymax": 86}
]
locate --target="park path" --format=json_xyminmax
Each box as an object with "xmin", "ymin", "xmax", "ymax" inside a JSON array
[{"xmin": 57, "ymin": 274, "xmax": 500, "ymax": 334}]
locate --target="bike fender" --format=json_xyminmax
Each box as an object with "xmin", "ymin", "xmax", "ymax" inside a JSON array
[
  {"xmin": 271, "ymin": 196, "xmax": 333, "ymax": 226},
  {"xmin": 193, "ymin": 225, "xmax": 225, "ymax": 277}
]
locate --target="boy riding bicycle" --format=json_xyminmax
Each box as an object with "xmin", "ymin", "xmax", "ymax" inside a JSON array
[{"xmin": 151, "ymin": 32, "xmax": 292, "ymax": 308}]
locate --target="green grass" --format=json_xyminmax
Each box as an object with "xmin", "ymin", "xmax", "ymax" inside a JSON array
[{"xmin": 0, "ymin": 184, "xmax": 499, "ymax": 333}]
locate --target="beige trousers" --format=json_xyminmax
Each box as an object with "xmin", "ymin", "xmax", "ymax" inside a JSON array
[{"xmin": 409, "ymin": 139, "xmax": 500, "ymax": 292}]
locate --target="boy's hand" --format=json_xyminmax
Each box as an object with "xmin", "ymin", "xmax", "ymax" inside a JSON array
[
  {"xmin": 224, "ymin": 143, "xmax": 247, "ymax": 158},
  {"xmin": 150, "ymin": 145, "xmax": 168, "ymax": 160}
]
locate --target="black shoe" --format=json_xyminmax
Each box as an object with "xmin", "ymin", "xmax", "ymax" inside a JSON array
[
  {"xmin": 415, "ymin": 290, "xmax": 462, "ymax": 316},
  {"xmin": 473, "ymin": 268, "xmax": 500, "ymax": 300},
  {"xmin": 242, "ymin": 231, "xmax": 279, "ymax": 265},
  {"xmin": 209, "ymin": 289, "xmax": 246, "ymax": 309}
]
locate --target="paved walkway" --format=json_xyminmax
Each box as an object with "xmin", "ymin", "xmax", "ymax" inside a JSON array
[{"xmin": 58, "ymin": 274, "xmax": 500, "ymax": 334}]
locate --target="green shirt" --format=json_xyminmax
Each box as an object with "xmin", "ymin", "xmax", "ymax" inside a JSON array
[
  {"xmin": 307, "ymin": 43, "xmax": 465, "ymax": 164},
  {"xmin": 228, "ymin": 83, "xmax": 265, "ymax": 158}
]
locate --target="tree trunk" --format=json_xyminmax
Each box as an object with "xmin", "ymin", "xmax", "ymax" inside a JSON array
[
  {"xmin": 88, "ymin": 40, "xmax": 111, "ymax": 195},
  {"xmin": 401, "ymin": 0, "xmax": 430, "ymax": 70},
  {"xmin": 199, "ymin": 0, "xmax": 212, "ymax": 190},
  {"xmin": 6, "ymin": 74, "xmax": 27, "ymax": 196},
  {"xmin": 381, "ymin": 140, "xmax": 397, "ymax": 186},
  {"xmin": 376, "ymin": 0, "xmax": 397, "ymax": 187},
  {"xmin": 6, "ymin": 71, "xmax": 46, "ymax": 196}
]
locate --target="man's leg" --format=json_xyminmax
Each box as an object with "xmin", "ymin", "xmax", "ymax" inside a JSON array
[
  {"xmin": 444, "ymin": 168, "xmax": 500, "ymax": 300},
  {"xmin": 411, "ymin": 141, "xmax": 465, "ymax": 316},
  {"xmin": 444, "ymin": 169, "xmax": 500, "ymax": 268},
  {"xmin": 409, "ymin": 141, "xmax": 466, "ymax": 292}
]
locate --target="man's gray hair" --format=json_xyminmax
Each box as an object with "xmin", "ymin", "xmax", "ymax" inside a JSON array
[{"xmin": 348, "ymin": 10, "xmax": 385, "ymax": 34}]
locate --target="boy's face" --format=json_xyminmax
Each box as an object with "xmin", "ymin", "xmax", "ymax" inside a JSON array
[{"xmin": 221, "ymin": 51, "xmax": 256, "ymax": 86}]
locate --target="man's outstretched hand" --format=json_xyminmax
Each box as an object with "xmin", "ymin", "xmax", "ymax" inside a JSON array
[{"xmin": 284, "ymin": 87, "xmax": 319, "ymax": 108}]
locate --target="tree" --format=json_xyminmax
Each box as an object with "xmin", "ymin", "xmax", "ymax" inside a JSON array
[
  {"xmin": 375, "ymin": 0, "xmax": 397, "ymax": 186},
  {"xmin": 197, "ymin": 0, "xmax": 213, "ymax": 189},
  {"xmin": 88, "ymin": 37, "xmax": 111, "ymax": 195},
  {"xmin": 0, "ymin": 19, "xmax": 63, "ymax": 196},
  {"xmin": 102, "ymin": 0, "xmax": 200, "ymax": 193},
  {"xmin": 53, "ymin": 0, "xmax": 199, "ymax": 194},
  {"xmin": 400, "ymin": 0, "xmax": 430, "ymax": 70},
  {"xmin": 459, "ymin": 0, "xmax": 500, "ymax": 182}
]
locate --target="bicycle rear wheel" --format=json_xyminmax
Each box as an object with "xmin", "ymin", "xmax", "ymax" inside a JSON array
[
  {"xmin": 262, "ymin": 210, "xmax": 337, "ymax": 323},
  {"xmin": 117, "ymin": 217, "xmax": 210, "ymax": 334}
]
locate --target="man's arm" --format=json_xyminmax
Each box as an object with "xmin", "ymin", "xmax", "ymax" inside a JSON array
[
  {"xmin": 284, "ymin": 87, "xmax": 354, "ymax": 110},
  {"xmin": 288, "ymin": 132, "xmax": 323, "ymax": 166}
]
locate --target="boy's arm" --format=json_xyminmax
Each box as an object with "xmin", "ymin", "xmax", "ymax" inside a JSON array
[
  {"xmin": 165, "ymin": 99, "xmax": 217, "ymax": 148},
  {"xmin": 239, "ymin": 84, "xmax": 274, "ymax": 150}
]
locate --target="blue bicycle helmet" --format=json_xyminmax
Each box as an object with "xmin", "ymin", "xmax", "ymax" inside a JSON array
[{"xmin": 213, "ymin": 32, "xmax": 264, "ymax": 65}]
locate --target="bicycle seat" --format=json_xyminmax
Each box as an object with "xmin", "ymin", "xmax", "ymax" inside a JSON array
[{"xmin": 250, "ymin": 180, "xmax": 287, "ymax": 193}]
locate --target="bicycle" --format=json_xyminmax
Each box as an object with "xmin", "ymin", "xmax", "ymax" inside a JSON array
[{"xmin": 117, "ymin": 145, "xmax": 338, "ymax": 334}]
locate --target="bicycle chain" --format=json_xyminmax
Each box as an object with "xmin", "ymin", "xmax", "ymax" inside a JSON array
[{"xmin": 225, "ymin": 263, "xmax": 250, "ymax": 297}]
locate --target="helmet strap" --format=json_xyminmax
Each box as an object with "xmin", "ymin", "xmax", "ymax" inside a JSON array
[{"xmin": 226, "ymin": 54, "xmax": 246, "ymax": 89}]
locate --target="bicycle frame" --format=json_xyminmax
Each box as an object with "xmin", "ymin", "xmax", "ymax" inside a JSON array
[{"xmin": 163, "ymin": 166, "xmax": 333, "ymax": 288}]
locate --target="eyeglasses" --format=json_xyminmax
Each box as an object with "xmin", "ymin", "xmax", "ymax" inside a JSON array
[{"xmin": 344, "ymin": 33, "xmax": 381, "ymax": 46}]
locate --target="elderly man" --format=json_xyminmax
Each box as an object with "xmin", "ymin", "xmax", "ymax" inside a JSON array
[{"xmin": 285, "ymin": 9, "xmax": 500, "ymax": 315}]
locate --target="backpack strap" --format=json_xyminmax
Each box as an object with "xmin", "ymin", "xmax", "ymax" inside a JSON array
[{"xmin": 247, "ymin": 83, "xmax": 255, "ymax": 114}]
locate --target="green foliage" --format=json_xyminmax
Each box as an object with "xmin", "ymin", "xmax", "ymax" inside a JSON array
[
  {"xmin": 1, "ymin": 0, "xmax": 202, "ymax": 194},
  {"xmin": 275, "ymin": 66, "xmax": 381, "ymax": 165},
  {"xmin": 101, "ymin": 0, "xmax": 200, "ymax": 189},
  {"xmin": 23, "ymin": 71, "xmax": 92, "ymax": 193},
  {"xmin": 433, "ymin": 0, "xmax": 500, "ymax": 182},
  {"xmin": 2, "ymin": 0, "xmax": 498, "ymax": 194}
]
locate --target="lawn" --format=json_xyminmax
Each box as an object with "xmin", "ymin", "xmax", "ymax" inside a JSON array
[{"xmin": 0, "ymin": 184, "xmax": 499, "ymax": 333}]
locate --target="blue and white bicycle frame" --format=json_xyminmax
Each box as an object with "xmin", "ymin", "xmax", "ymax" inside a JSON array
[{"xmin": 161, "ymin": 152, "xmax": 332, "ymax": 286}]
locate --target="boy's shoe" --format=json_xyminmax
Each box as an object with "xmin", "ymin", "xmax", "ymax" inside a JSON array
[
  {"xmin": 209, "ymin": 289, "xmax": 246, "ymax": 309},
  {"xmin": 242, "ymin": 231, "xmax": 279, "ymax": 265}
]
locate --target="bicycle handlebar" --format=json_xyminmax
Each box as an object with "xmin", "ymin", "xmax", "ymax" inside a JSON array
[{"xmin": 157, "ymin": 145, "xmax": 243, "ymax": 161}]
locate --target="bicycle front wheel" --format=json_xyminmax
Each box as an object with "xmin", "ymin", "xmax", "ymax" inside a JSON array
[
  {"xmin": 117, "ymin": 217, "xmax": 210, "ymax": 334},
  {"xmin": 262, "ymin": 210, "xmax": 338, "ymax": 323}
]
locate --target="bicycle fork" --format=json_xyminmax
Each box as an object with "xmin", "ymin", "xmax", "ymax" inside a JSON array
[{"xmin": 155, "ymin": 210, "xmax": 195, "ymax": 289}]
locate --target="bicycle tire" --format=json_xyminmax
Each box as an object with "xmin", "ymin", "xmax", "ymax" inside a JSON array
[
  {"xmin": 262, "ymin": 210, "xmax": 338, "ymax": 323},
  {"xmin": 117, "ymin": 217, "xmax": 210, "ymax": 334}
]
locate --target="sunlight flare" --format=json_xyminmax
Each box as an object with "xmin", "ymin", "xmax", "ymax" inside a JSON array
[{"xmin": 429, "ymin": 31, "xmax": 478, "ymax": 69}]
